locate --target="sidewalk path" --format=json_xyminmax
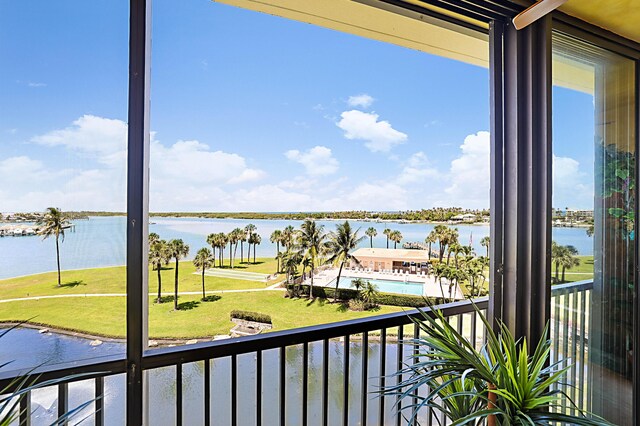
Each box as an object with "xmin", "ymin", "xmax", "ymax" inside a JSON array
[{"xmin": 0, "ymin": 283, "xmax": 284, "ymax": 304}]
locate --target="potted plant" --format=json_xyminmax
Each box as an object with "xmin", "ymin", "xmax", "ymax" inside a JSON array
[{"xmin": 379, "ymin": 306, "xmax": 613, "ymax": 425}]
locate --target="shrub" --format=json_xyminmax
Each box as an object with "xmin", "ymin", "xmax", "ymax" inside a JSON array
[
  {"xmin": 298, "ymin": 285, "xmax": 446, "ymax": 308},
  {"xmin": 230, "ymin": 310, "xmax": 272, "ymax": 324},
  {"xmin": 348, "ymin": 299, "xmax": 366, "ymax": 311}
]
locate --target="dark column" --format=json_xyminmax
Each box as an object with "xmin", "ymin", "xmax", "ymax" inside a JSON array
[
  {"xmin": 489, "ymin": 16, "xmax": 552, "ymax": 345},
  {"xmin": 127, "ymin": 0, "xmax": 151, "ymax": 424}
]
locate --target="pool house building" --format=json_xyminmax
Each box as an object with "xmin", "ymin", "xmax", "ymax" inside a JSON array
[{"xmin": 351, "ymin": 247, "xmax": 432, "ymax": 274}]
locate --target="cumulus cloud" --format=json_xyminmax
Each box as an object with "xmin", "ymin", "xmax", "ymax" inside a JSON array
[
  {"xmin": 553, "ymin": 155, "xmax": 593, "ymax": 209},
  {"xmin": 31, "ymin": 114, "xmax": 127, "ymax": 158},
  {"xmin": 337, "ymin": 110, "xmax": 407, "ymax": 152},
  {"xmin": 151, "ymin": 139, "xmax": 264, "ymax": 186},
  {"xmin": 395, "ymin": 152, "xmax": 439, "ymax": 185},
  {"xmin": 2, "ymin": 115, "xmax": 269, "ymax": 212},
  {"xmin": 347, "ymin": 94, "xmax": 375, "ymax": 108},
  {"xmin": 285, "ymin": 146, "xmax": 339, "ymax": 176},
  {"xmin": 444, "ymin": 131, "xmax": 490, "ymax": 208}
]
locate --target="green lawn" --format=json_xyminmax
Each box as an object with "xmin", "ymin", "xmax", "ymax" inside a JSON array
[
  {"xmin": 552, "ymin": 255, "xmax": 594, "ymax": 283},
  {"xmin": 0, "ymin": 258, "xmax": 281, "ymax": 299},
  {"xmin": 0, "ymin": 257, "xmax": 408, "ymax": 339},
  {"xmin": 0, "ymin": 292, "xmax": 403, "ymax": 339}
]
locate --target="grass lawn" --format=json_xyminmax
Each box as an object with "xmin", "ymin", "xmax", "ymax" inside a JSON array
[
  {"xmin": 0, "ymin": 257, "xmax": 411, "ymax": 339},
  {"xmin": 0, "ymin": 258, "xmax": 281, "ymax": 299},
  {"xmin": 552, "ymin": 255, "xmax": 594, "ymax": 284},
  {"xmin": 0, "ymin": 291, "xmax": 404, "ymax": 339}
]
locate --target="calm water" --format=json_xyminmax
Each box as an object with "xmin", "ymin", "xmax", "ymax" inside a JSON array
[
  {"xmin": 0, "ymin": 216, "xmax": 593, "ymax": 279},
  {"xmin": 1, "ymin": 327, "xmax": 422, "ymax": 426}
]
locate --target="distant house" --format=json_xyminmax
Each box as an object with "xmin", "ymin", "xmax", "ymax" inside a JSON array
[{"xmin": 451, "ymin": 213, "xmax": 477, "ymax": 222}]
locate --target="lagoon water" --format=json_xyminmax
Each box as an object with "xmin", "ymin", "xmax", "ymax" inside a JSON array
[
  {"xmin": 0, "ymin": 216, "xmax": 594, "ymax": 279},
  {"xmin": 1, "ymin": 327, "xmax": 421, "ymax": 426}
]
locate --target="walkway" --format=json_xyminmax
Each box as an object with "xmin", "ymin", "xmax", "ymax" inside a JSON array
[
  {"xmin": 198, "ymin": 268, "xmax": 270, "ymax": 282},
  {"xmin": 0, "ymin": 282, "xmax": 284, "ymax": 304}
]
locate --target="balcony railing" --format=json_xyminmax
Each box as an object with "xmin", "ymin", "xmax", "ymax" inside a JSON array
[{"xmin": 0, "ymin": 280, "xmax": 592, "ymax": 426}]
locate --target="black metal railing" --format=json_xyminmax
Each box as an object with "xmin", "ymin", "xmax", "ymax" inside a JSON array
[{"xmin": 1, "ymin": 280, "xmax": 592, "ymax": 425}]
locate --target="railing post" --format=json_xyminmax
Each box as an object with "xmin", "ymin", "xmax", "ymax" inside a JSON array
[{"xmin": 126, "ymin": 0, "xmax": 151, "ymax": 424}]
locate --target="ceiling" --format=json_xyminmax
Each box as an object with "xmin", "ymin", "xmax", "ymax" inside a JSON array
[{"xmin": 557, "ymin": 0, "xmax": 640, "ymax": 44}]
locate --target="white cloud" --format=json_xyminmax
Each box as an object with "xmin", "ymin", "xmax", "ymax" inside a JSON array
[
  {"xmin": 28, "ymin": 82, "xmax": 46, "ymax": 88},
  {"xmin": 2, "ymin": 115, "xmax": 268, "ymax": 212},
  {"xmin": 395, "ymin": 152, "xmax": 439, "ymax": 185},
  {"xmin": 347, "ymin": 94, "xmax": 374, "ymax": 108},
  {"xmin": 151, "ymin": 139, "xmax": 264, "ymax": 186},
  {"xmin": 553, "ymin": 155, "xmax": 593, "ymax": 209},
  {"xmin": 337, "ymin": 110, "xmax": 407, "ymax": 152},
  {"xmin": 31, "ymin": 115, "xmax": 127, "ymax": 157},
  {"xmin": 285, "ymin": 146, "xmax": 339, "ymax": 176},
  {"xmin": 443, "ymin": 131, "xmax": 490, "ymax": 208}
]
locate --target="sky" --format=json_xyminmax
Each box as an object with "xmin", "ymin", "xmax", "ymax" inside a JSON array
[{"xmin": 0, "ymin": 0, "xmax": 595, "ymax": 213}]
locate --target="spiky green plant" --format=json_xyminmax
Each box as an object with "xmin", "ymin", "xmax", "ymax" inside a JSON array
[{"xmin": 379, "ymin": 305, "xmax": 613, "ymax": 425}]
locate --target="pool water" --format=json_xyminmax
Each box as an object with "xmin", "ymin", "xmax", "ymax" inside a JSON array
[{"xmin": 331, "ymin": 276, "xmax": 424, "ymax": 296}]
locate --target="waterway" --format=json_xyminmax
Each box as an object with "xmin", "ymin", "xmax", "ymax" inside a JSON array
[
  {"xmin": 0, "ymin": 216, "xmax": 593, "ymax": 279},
  {"xmin": 1, "ymin": 327, "xmax": 420, "ymax": 426}
]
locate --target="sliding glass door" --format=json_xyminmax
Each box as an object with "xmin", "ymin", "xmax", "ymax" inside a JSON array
[{"xmin": 552, "ymin": 30, "xmax": 636, "ymax": 425}]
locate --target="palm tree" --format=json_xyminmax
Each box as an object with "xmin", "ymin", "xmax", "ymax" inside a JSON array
[
  {"xmin": 231, "ymin": 227, "xmax": 244, "ymax": 267},
  {"xmin": 433, "ymin": 262, "xmax": 449, "ymax": 301},
  {"xmin": 351, "ymin": 277, "xmax": 366, "ymax": 292},
  {"xmin": 238, "ymin": 230, "xmax": 247, "ymax": 263},
  {"xmin": 383, "ymin": 228, "xmax": 391, "ymax": 249},
  {"xmin": 301, "ymin": 257, "xmax": 310, "ymax": 281},
  {"xmin": 326, "ymin": 221, "xmax": 365, "ymax": 302},
  {"xmin": 247, "ymin": 233, "xmax": 261, "ymax": 263},
  {"xmin": 425, "ymin": 232, "xmax": 437, "ymax": 260},
  {"xmin": 365, "ymin": 227, "xmax": 377, "ymax": 248},
  {"xmin": 432, "ymin": 224, "xmax": 449, "ymax": 262},
  {"xmin": 168, "ymin": 239, "xmax": 189, "ymax": 310},
  {"xmin": 270, "ymin": 230, "xmax": 283, "ymax": 273},
  {"xmin": 227, "ymin": 231, "xmax": 237, "ymax": 268},
  {"xmin": 283, "ymin": 248, "xmax": 303, "ymax": 295},
  {"xmin": 282, "ymin": 225, "xmax": 295, "ymax": 249},
  {"xmin": 193, "ymin": 247, "xmax": 214, "ymax": 300},
  {"xmin": 435, "ymin": 226, "xmax": 459, "ymax": 264},
  {"xmin": 559, "ymin": 245, "xmax": 580, "ymax": 282},
  {"xmin": 206, "ymin": 233, "xmax": 218, "ymax": 267},
  {"xmin": 216, "ymin": 233, "xmax": 228, "ymax": 268},
  {"xmin": 389, "ymin": 230, "xmax": 403, "ymax": 249},
  {"xmin": 480, "ymin": 236, "xmax": 490, "ymax": 258},
  {"xmin": 149, "ymin": 232, "xmax": 160, "ymax": 245},
  {"xmin": 551, "ymin": 241, "xmax": 562, "ymax": 281},
  {"xmin": 448, "ymin": 242, "xmax": 464, "ymax": 267},
  {"xmin": 245, "ymin": 224, "xmax": 257, "ymax": 261},
  {"xmin": 299, "ymin": 219, "xmax": 327, "ymax": 299},
  {"xmin": 361, "ymin": 281, "xmax": 379, "ymax": 306},
  {"xmin": 37, "ymin": 207, "xmax": 71, "ymax": 286},
  {"xmin": 149, "ymin": 238, "xmax": 170, "ymax": 303}
]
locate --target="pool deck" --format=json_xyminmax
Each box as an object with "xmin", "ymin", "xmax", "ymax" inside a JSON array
[{"xmin": 306, "ymin": 268, "xmax": 464, "ymax": 300}]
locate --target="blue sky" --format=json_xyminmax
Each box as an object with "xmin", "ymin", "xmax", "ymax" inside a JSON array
[{"xmin": 0, "ymin": 0, "xmax": 594, "ymax": 212}]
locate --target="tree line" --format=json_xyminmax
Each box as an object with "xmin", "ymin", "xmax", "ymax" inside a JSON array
[{"xmin": 148, "ymin": 224, "xmax": 262, "ymax": 310}]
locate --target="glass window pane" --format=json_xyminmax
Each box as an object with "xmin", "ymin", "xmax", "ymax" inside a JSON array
[
  {"xmin": 0, "ymin": 1, "xmax": 128, "ymax": 371},
  {"xmin": 552, "ymin": 31, "xmax": 636, "ymax": 425},
  {"xmin": 147, "ymin": 0, "xmax": 490, "ymax": 351}
]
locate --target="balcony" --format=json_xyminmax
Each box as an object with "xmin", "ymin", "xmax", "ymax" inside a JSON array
[
  {"xmin": 1, "ymin": 280, "xmax": 595, "ymax": 425},
  {"xmin": 1, "ymin": 0, "xmax": 639, "ymax": 425}
]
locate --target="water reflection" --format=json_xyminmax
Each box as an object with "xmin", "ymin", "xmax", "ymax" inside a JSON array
[{"xmin": 4, "ymin": 328, "xmax": 430, "ymax": 425}]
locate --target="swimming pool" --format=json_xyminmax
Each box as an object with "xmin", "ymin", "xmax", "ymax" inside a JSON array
[{"xmin": 329, "ymin": 276, "xmax": 424, "ymax": 296}]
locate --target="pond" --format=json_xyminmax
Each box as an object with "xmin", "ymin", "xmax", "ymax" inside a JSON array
[{"xmin": 1, "ymin": 327, "xmax": 425, "ymax": 426}]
